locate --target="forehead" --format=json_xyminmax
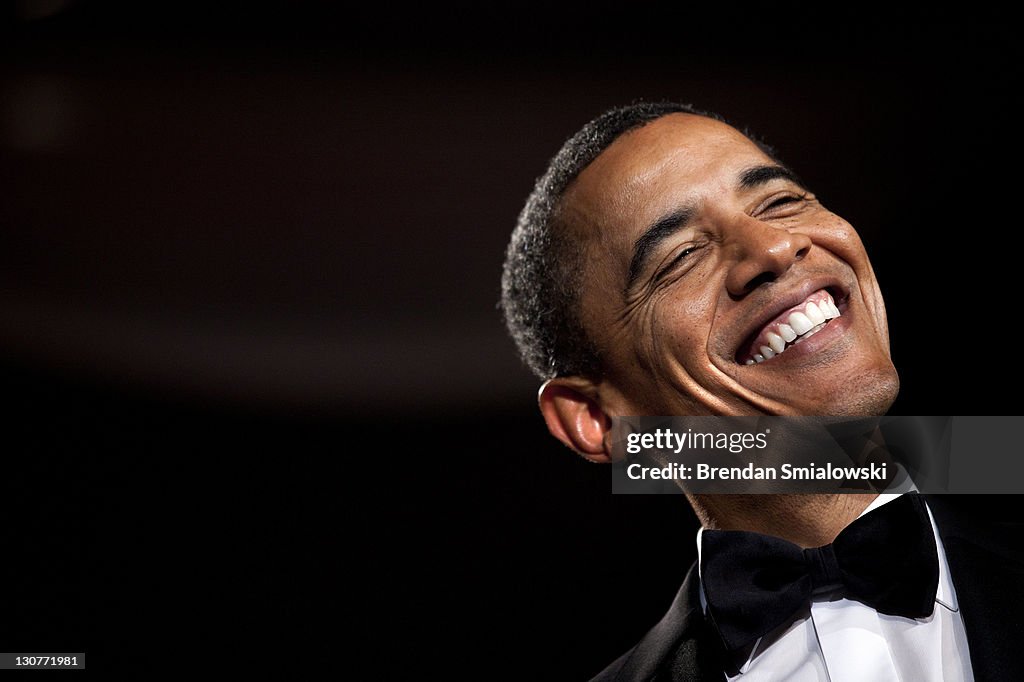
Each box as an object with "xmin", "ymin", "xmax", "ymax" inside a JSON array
[{"xmin": 562, "ymin": 113, "xmax": 775, "ymax": 235}]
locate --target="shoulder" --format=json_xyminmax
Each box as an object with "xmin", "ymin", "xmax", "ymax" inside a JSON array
[{"xmin": 925, "ymin": 494, "xmax": 1024, "ymax": 555}]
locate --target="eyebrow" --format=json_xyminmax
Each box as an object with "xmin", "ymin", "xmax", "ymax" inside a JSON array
[
  {"xmin": 739, "ymin": 164, "xmax": 805, "ymax": 190},
  {"xmin": 625, "ymin": 164, "xmax": 806, "ymax": 291},
  {"xmin": 626, "ymin": 207, "xmax": 695, "ymax": 289}
]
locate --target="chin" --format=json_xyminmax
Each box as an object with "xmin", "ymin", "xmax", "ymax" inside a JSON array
[{"xmin": 814, "ymin": 363, "xmax": 900, "ymax": 416}]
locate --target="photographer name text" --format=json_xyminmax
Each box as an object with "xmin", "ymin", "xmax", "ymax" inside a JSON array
[{"xmin": 626, "ymin": 462, "xmax": 889, "ymax": 481}]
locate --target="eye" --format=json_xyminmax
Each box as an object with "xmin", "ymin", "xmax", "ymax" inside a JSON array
[
  {"xmin": 672, "ymin": 246, "xmax": 697, "ymax": 264},
  {"xmin": 655, "ymin": 246, "xmax": 698, "ymax": 280},
  {"xmin": 758, "ymin": 192, "xmax": 809, "ymax": 216},
  {"xmin": 766, "ymin": 196, "xmax": 799, "ymax": 209}
]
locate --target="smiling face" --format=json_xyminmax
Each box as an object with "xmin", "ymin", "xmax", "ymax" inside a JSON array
[{"xmin": 560, "ymin": 113, "xmax": 898, "ymax": 416}]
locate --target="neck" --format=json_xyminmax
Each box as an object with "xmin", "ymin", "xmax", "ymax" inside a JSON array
[{"xmin": 688, "ymin": 493, "xmax": 878, "ymax": 548}]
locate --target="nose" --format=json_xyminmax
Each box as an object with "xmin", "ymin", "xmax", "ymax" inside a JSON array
[{"xmin": 725, "ymin": 216, "xmax": 812, "ymax": 297}]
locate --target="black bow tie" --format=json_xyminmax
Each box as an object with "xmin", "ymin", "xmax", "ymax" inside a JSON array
[{"xmin": 700, "ymin": 494, "xmax": 939, "ymax": 656}]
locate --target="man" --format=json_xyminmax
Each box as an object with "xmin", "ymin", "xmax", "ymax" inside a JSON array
[{"xmin": 500, "ymin": 103, "xmax": 1023, "ymax": 681}]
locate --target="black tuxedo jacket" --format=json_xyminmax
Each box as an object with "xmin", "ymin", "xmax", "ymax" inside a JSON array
[{"xmin": 591, "ymin": 496, "xmax": 1024, "ymax": 682}]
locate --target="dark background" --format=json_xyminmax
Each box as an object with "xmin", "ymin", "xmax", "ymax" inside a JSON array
[{"xmin": 2, "ymin": 4, "xmax": 1019, "ymax": 678}]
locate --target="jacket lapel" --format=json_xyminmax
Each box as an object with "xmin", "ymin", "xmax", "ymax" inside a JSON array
[{"xmin": 613, "ymin": 563, "xmax": 723, "ymax": 682}]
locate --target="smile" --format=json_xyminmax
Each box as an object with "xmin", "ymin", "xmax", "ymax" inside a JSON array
[{"xmin": 739, "ymin": 289, "xmax": 843, "ymax": 365}]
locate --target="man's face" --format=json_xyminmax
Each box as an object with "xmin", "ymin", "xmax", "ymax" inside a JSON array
[{"xmin": 561, "ymin": 113, "xmax": 898, "ymax": 416}]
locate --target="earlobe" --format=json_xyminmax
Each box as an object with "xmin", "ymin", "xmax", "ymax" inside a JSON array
[{"xmin": 538, "ymin": 378, "xmax": 613, "ymax": 463}]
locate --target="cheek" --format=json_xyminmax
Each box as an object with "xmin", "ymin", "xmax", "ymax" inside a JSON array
[
  {"xmin": 649, "ymin": 280, "xmax": 719, "ymax": 371},
  {"xmin": 811, "ymin": 215, "xmax": 872, "ymax": 267},
  {"xmin": 807, "ymin": 214, "xmax": 891, "ymax": 348}
]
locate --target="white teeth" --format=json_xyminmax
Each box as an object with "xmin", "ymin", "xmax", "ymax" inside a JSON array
[
  {"xmin": 794, "ymin": 322, "xmax": 827, "ymax": 342},
  {"xmin": 805, "ymin": 301, "xmax": 826, "ymax": 325},
  {"xmin": 788, "ymin": 311, "xmax": 813, "ymax": 335},
  {"xmin": 746, "ymin": 294, "xmax": 844, "ymax": 365}
]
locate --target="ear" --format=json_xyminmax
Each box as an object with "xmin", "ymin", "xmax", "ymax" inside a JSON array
[{"xmin": 538, "ymin": 378, "xmax": 614, "ymax": 463}]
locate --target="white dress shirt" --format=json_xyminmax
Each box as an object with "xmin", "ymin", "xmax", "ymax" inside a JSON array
[{"xmin": 696, "ymin": 494, "xmax": 975, "ymax": 681}]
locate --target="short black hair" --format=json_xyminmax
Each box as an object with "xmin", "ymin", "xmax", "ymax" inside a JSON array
[{"xmin": 502, "ymin": 101, "xmax": 771, "ymax": 380}]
